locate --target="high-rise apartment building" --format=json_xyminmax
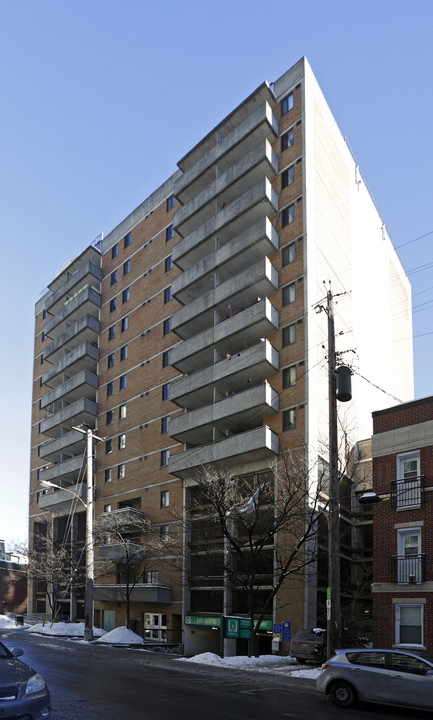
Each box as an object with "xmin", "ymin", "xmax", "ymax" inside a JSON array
[{"xmin": 29, "ymin": 57, "xmax": 413, "ymax": 655}]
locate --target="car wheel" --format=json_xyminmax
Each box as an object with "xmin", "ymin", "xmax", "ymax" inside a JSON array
[{"xmin": 329, "ymin": 680, "xmax": 357, "ymax": 708}]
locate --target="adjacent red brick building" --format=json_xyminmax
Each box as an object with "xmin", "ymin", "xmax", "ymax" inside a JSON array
[{"xmin": 372, "ymin": 396, "xmax": 433, "ymax": 651}]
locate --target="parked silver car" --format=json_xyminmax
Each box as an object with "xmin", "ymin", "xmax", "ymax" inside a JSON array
[
  {"xmin": 0, "ymin": 640, "xmax": 50, "ymax": 719},
  {"xmin": 316, "ymin": 648, "xmax": 433, "ymax": 709}
]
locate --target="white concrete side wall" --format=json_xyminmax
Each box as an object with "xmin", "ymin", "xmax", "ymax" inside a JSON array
[{"xmin": 301, "ymin": 59, "xmax": 413, "ymax": 448}]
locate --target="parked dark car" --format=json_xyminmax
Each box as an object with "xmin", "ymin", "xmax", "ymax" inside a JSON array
[
  {"xmin": 290, "ymin": 628, "xmax": 326, "ymax": 664},
  {"xmin": 0, "ymin": 640, "xmax": 50, "ymax": 718},
  {"xmin": 316, "ymin": 647, "xmax": 433, "ymax": 710}
]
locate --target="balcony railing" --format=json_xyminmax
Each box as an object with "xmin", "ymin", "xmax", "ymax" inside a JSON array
[
  {"xmin": 391, "ymin": 476, "xmax": 425, "ymax": 508},
  {"xmin": 390, "ymin": 554, "xmax": 426, "ymax": 583}
]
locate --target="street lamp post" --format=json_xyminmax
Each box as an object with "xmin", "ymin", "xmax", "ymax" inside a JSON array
[{"xmin": 41, "ymin": 425, "xmax": 103, "ymax": 642}]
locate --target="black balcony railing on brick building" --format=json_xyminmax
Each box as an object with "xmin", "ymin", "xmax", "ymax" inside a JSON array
[
  {"xmin": 390, "ymin": 554, "xmax": 426, "ymax": 583},
  {"xmin": 391, "ymin": 476, "xmax": 425, "ymax": 508}
]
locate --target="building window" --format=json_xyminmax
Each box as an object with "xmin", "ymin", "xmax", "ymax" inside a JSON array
[
  {"xmin": 119, "ymin": 434, "xmax": 126, "ymax": 450},
  {"xmin": 166, "ymin": 195, "xmax": 175, "ymax": 211},
  {"xmin": 396, "ymin": 451, "xmax": 421, "ymax": 508},
  {"xmin": 164, "ymin": 287, "xmax": 171, "ymax": 303},
  {"xmin": 160, "ymin": 524, "xmax": 169, "ymax": 541},
  {"xmin": 109, "ymin": 326, "xmax": 116, "ymax": 340},
  {"xmin": 166, "ymin": 225, "xmax": 174, "ymax": 241},
  {"xmin": 110, "ymin": 298, "xmax": 117, "ymax": 313},
  {"xmin": 42, "ymin": 309, "xmax": 47, "ymax": 319},
  {"xmin": 119, "ymin": 374, "xmax": 127, "ymax": 390},
  {"xmin": 119, "ymin": 404, "xmax": 126, "ymax": 420},
  {"xmin": 111, "ymin": 270, "xmax": 117, "ymax": 285},
  {"xmin": 107, "ymin": 353, "xmax": 114, "ymax": 369},
  {"xmin": 162, "ymin": 383, "xmax": 170, "ymax": 400},
  {"xmin": 161, "ymin": 416, "xmax": 170, "ymax": 433},
  {"xmin": 111, "ymin": 244, "xmax": 118, "ymax": 259},
  {"xmin": 281, "ymin": 92, "xmax": 294, "ymax": 115},
  {"xmin": 281, "ymin": 166, "xmax": 294, "ymax": 189},
  {"xmin": 396, "ymin": 605, "xmax": 423, "ymax": 645},
  {"xmin": 145, "ymin": 571, "xmax": 159, "ymax": 584},
  {"xmin": 106, "ymin": 410, "xmax": 113, "ymax": 425},
  {"xmin": 165, "ymin": 255, "xmax": 173, "ymax": 272},
  {"xmin": 124, "ymin": 232, "xmax": 131, "ymax": 248},
  {"xmin": 282, "ymin": 242, "xmax": 296, "ymax": 266},
  {"xmin": 283, "ymin": 365, "xmax": 296, "ymax": 388},
  {"xmin": 107, "ymin": 382, "xmax": 114, "ymax": 397},
  {"xmin": 163, "ymin": 318, "xmax": 171, "ymax": 335},
  {"xmin": 162, "ymin": 350, "xmax": 170, "ymax": 368},
  {"xmin": 283, "ymin": 408, "xmax": 297, "ymax": 431},
  {"xmin": 282, "ymin": 204, "xmax": 295, "ymax": 227},
  {"xmin": 122, "ymin": 287, "xmax": 130, "ymax": 304},
  {"xmin": 104, "ymin": 504, "xmax": 112, "ymax": 512},
  {"xmin": 396, "ymin": 528, "xmax": 422, "ymax": 583},
  {"xmin": 105, "ymin": 469, "xmax": 112, "ymax": 483},
  {"xmin": 282, "ymin": 282, "xmax": 296, "ymax": 306},
  {"xmin": 161, "ymin": 450, "xmax": 170, "ymax": 467},
  {"xmin": 121, "ymin": 317, "xmax": 129, "ymax": 332},
  {"xmin": 123, "ymin": 260, "xmax": 130, "ymax": 276},
  {"xmin": 160, "ymin": 491, "xmax": 169, "ymax": 508},
  {"xmin": 120, "ymin": 345, "xmax": 128, "ymax": 361},
  {"xmin": 281, "ymin": 128, "xmax": 294, "ymax": 151},
  {"xmin": 105, "ymin": 439, "xmax": 112, "ymax": 454},
  {"xmin": 118, "ymin": 464, "xmax": 125, "ymax": 480},
  {"xmin": 282, "ymin": 323, "xmax": 296, "ymax": 347}
]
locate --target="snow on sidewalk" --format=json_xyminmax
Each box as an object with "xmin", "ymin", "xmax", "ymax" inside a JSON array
[{"xmin": 178, "ymin": 651, "xmax": 322, "ymax": 678}]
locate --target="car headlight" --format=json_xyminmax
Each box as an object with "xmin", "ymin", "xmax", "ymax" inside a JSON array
[{"xmin": 25, "ymin": 673, "xmax": 46, "ymax": 695}]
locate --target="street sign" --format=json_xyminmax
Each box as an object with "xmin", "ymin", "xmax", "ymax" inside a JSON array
[
  {"xmin": 281, "ymin": 621, "xmax": 291, "ymax": 641},
  {"xmin": 225, "ymin": 617, "xmax": 240, "ymax": 638}
]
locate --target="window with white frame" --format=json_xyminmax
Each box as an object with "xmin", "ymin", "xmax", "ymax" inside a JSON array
[
  {"xmin": 395, "ymin": 604, "xmax": 423, "ymax": 645},
  {"xmin": 396, "ymin": 451, "xmax": 421, "ymax": 508},
  {"xmin": 397, "ymin": 527, "xmax": 422, "ymax": 583}
]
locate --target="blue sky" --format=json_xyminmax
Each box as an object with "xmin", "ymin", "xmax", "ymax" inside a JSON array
[{"xmin": 1, "ymin": 0, "xmax": 432, "ymax": 546}]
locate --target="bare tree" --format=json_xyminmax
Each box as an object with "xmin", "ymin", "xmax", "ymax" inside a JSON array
[
  {"xmin": 26, "ymin": 519, "xmax": 76, "ymax": 618},
  {"xmin": 188, "ymin": 452, "xmax": 328, "ymax": 656},
  {"xmin": 95, "ymin": 509, "xmax": 163, "ymax": 630}
]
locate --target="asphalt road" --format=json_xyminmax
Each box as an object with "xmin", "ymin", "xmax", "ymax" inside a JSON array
[{"xmin": 1, "ymin": 630, "xmax": 431, "ymax": 720}]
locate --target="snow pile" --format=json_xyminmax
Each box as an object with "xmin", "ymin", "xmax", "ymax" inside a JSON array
[
  {"xmin": 95, "ymin": 626, "xmax": 144, "ymax": 645},
  {"xmin": 179, "ymin": 652, "xmax": 298, "ymax": 668},
  {"xmin": 290, "ymin": 667, "xmax": 322, "ymax": 679},
  {"xmin": 0, "ymin": 615, "xmax": 26, "ymax": 630},
  {"xmin": 28, "ymin": 621, "xmax": 106, "ymax": 638}
]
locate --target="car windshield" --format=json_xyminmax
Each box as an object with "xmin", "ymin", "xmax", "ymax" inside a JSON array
[
  {"xmin": 0, "ymin": 644, "xmax": 12, "ymax": 659},
  {"xmin": 294, "ymin": 631, "xmax": 323, "ymax": 642}
]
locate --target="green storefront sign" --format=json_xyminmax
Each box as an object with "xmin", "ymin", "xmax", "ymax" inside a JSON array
[{"xmin": 185, "ymin": 615, "xmax": 221, "ymax": 627}]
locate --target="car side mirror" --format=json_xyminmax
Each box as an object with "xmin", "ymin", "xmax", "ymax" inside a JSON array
[
  {"xmin": 11, "ymin": 648, "xmax": 23, "ymax": 657},
  {"xmin": 426, "ymin": 669, "xmax": 433, "ymax": 676}
]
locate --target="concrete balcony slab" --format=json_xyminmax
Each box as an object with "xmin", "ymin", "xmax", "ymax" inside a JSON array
[
  {"xmin": 170, "ymin": 382, "xmax": 278, "ymax": 445},
  {"xmin": 174, "ymin": 140, "xmax": 278, "ymax": 237},
  {"xmin": 43, "ymin": 315, "xmax": 100, "ymax": 363},
  {"xmin": 172, "ymin": 178, "xmax": 278, "ymax": 270},
  {"xmin": 171, "ymin": 218, "xmax": 278, "ymax": 305},
  {"xmin": 93, "ymin": 584, "xmax": 171, "ymax": 603},
  {"xmin": 39, "ymin": 430, "xmax": 86, "ymax": 462},
  {"xmin": 38, "ymin": 481, "xmax": 87, "ymax": 514},
  {"xmin": 170, "ymin": 341, "xmax": 279, "ymax": 409},
  {"xmin": 171, "ymin": 298, "xmax": 278, "ymax": 373},
  {"xmin": 40, "ymin": 397, "xmax": 97, "ymax": 438},
  {"xmin": 45, "ymin": 260, "xmax": 102, "ymax": 314},
  {"xmin": 168, "ymin": 425, "xmax": 279, "ymax": 478},
  {"xmin": 171, "ymin": 257, "xmax": 278, "ymax": 340},
  {"xmin": 40, "ymin": 369, "xmax": 98, "ymax": 409},
  {"xmin": 42, "ymin": 341, "xmax": 99, "ymax": 388},
  {"xmin": 175, "ymin": 101, "xmax": 278, "ymax": 203},
  {"xmin": 44, "ymin": 286, "xmax": 101, "ymax": 340}
]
